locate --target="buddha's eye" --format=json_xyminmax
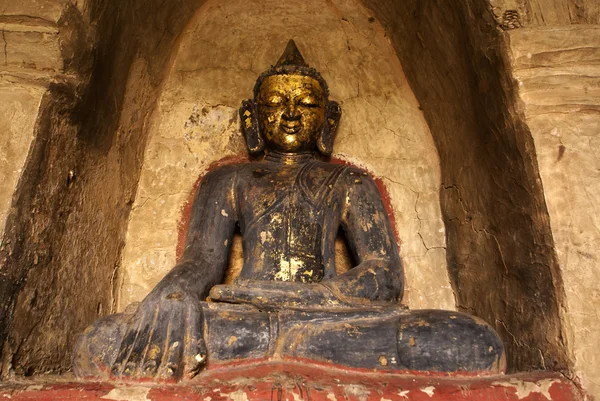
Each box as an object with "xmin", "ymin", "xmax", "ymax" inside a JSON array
[
  {"xmin": 299, "ymin": 97, "xmax": 320, "ymax": 108},
  {"xmin": 266, "ymin": 96, "xmax": 283, "ymax": 107}
]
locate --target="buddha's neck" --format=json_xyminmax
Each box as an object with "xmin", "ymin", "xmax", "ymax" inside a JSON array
[{"xmin": 264, "ymin": 149, "xmax": 317, "ymax": 165}]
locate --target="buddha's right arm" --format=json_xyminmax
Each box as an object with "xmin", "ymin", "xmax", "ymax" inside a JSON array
[
  {"xmin": 110, "ymin": 167, "xmax": 238, "ymax": 380},
  {"xmin": 152, "ymin": 166, "xmax": 238, "ymax": 301}
]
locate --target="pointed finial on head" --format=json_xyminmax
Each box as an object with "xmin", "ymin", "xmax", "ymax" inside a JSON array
[
  {"xmin": 275, "ymin": 40, "xmax": 309, "ymax": 68},
  {"xmin": 253, "ymin": 39, "xmax": 329, "ymax": 98}
]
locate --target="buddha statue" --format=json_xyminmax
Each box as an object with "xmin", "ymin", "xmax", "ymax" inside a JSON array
[{"xmin": 73, "ymin": 40, "xmax": 505, "ymax": 381}]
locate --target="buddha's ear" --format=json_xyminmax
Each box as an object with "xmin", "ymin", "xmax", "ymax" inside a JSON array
[
  {"xmin": 318, "ymin": 101, "xmax": 341, "ymax": 156},
  {"xmin": 240, "ymin": 99, "xmax": 264, "ymax": 155}
]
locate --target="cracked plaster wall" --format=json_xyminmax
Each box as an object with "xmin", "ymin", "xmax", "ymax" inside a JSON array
[
  {"xmin": 508, "ymin": 24, "xmax": 600, "ymax": 397},
  {"xmin": 361, "ymin": 0, "xmax": 570, "ymax": 374},
  {"xmin": 117, "ymin": 0, "xmax": 453, "ymax": 312}
]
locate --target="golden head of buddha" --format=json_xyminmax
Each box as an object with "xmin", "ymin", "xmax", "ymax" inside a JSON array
[{"xmin": 240, "ymin": 40, "xmax": 342, "ymax": 156}]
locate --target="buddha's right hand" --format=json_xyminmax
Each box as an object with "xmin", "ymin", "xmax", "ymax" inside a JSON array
[{"xmin": 110, "ymin": 286, "xmax": 206, "ymax": 381}]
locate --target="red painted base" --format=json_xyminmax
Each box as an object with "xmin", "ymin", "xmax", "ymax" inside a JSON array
[{"xmin": 0, "ymin": 361, "xmax": 585, "ymax": 401}]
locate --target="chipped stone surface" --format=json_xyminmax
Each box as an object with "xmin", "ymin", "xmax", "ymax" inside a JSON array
[
  {"xmin": 508, "ymin": 24, "xmax": 600, "ymax": 398},
  {"xmin": 118, "ymin": 0, "xmax": 453, "ymax": 311},
  {"xmin": 100, "ymin": 386, "xmax": 151, "ymax": 401},
  {"xmin": 493, "ymin": 377, "xmax": 557, "ymax": 399},
  {"xmin": 3, "ymin": 31, "xmax": 62, "ymax": 71},
  {"xmin": 0, "ymin": 0, "xmax": 73, "ymax": 236},
  {"xmin": 0, "ymin": 0, "xmax": 87, "ymax": 239},
  {"xmin": 0, "ymin": 0, "xmax": 75, "ymax": 76},
  {"xmin": 0, "ymin": 1, "xmax": 63, "ymax": 22},
  {"xmin": 488, "ymin": 0, "xmax": 600, "ymax": 26},
  {"xmin": 0, "ymin": 368, "xmax": 585, "ymax": 400},
  {"xmin": 0, "ymin": 0, "xmax": 78, "ymax": 23},
  {"xmin": 0, "ymin": 81, "xmax": 45, "ymax": 237}
]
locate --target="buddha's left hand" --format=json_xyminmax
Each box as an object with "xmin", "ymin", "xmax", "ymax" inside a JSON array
[{"xmin": 209, "ymin": 280, "xmax": 349, "ymax": 310}]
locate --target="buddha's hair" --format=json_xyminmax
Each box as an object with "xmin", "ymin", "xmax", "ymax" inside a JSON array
[{"xmin": 253, "ymin": 65, "xmax": 330, "ymax": 99}]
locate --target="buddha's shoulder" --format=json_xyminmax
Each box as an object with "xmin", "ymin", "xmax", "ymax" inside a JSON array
[
  {"xmin": 310, "ymin": 162, "xmax": 371, "ymax": 179},
  {"xmin": 322, "ymin": 163, "xmax": 379, "ymax": 192},
  {"xmin": 202, "ymin": 162, "xmax": 249, "ymax": 181},
  {"xmin": 301, "ymin": 161, "xmax": 372, "ymax": 181},
  {"xmin": 229, "ymin": 161, "xmax": 273, "ymax": 176}
]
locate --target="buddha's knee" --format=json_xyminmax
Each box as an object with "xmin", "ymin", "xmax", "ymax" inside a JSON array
[
  {"xmin": 73, "ymin": 308, "xmax": 134, "ymax": 378},
  {"xmin": 397, "ymin": 309, "xmax": 505, "ymax": 373}
]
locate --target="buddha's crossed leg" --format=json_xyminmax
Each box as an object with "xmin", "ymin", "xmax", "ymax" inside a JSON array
[{"xmin": 73, "ymin": 302, "xmax": 505, "ymax": 380}]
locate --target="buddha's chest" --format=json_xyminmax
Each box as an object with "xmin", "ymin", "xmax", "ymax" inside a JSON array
[
  {"xmin": 237, "ymin": 163, "xmax": 346, "ymax": 230},
  {"xmin": 235, "ymin": 163, "xmax": 348, "ymax": 282}
]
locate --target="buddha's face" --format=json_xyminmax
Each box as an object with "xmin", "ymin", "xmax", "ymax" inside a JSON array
[{"xmin": 257, "ymin": 74, "xmax": 326, "ymax": 153}]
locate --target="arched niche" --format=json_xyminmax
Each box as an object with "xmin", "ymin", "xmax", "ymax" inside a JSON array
[{"xmin": 117, "ymin": 0, "xmax": 453, "ymax": 315}]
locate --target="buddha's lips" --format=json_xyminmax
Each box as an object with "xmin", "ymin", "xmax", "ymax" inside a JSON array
[{"xmin": 281, "ymin": 124, "xmax": 301, "ymax": 134}]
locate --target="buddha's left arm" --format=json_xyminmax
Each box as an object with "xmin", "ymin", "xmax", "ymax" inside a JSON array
[{"xmin": 327, "ymin": 171, "xmax": 404, "ymax": 304}]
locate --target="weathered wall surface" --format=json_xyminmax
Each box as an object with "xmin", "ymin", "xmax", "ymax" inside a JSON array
[
  {"xmin": 0, "ymin": 0, "xmax": 78, "ymax": 259},
  {"xmin": 117, "ymin": 0, "xmax": 453, "ymax": 312},
  {"xmin": 508, "ymin": 24, "xmax": 600, "ymax": 397},
  {"xmin": 0, "ymin": 84, "xmax": 44, "ymax": 235},
  {"xmin": 361, "ymin": 0, "xmax": 570, "ymax": 374},
  {"xmin": 489, "ymin": 0, "xmax": 599, "ymax": 26},
  {"xmin": 0, "ymin": 0, "xmax": 84, "ymax": 375},
  {"xmin": 0, "ymin": 0, "xmax": 204, "ymax": 376}
]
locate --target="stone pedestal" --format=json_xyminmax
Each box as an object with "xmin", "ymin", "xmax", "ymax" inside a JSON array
[{"xmin": 0, "ymin": 362, "xmax": 585, "ymax": 401}]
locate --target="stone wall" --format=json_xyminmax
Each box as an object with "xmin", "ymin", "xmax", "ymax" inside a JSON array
[
  {"xmin": 468, "ymin": 0, "xmax": 600, "ymax": 394},
  {"xmin": 117, "ymin": 0, "xmax": 453, "ymax": 313},
  {"xmin": 0, "ymin": 0, "xmax": 83, "ymax": 261},
  {"xmin": 0, "ymin": 0, "xmax": 64, "ymax": 241},
  {"xmin": 489, "ymin": 0, "xmax": 599, "ymax": 26},
  {"xmin": 508, "ymin": 24, "xmax": 600, "ymax": 397},
  {"xmin": 0, "ymin": 0, "xmax": 89, "ymax": 376},
  {"xmin": 0, "ymin": 0, "xmax": 203, "ymax": 376}
]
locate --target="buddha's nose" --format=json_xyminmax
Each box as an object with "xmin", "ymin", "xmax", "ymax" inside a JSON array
[{"xmin": 282, "ymin": 104, "xmax": 301, "ymax": 121}]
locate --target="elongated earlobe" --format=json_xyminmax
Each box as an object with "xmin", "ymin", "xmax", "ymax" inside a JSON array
[
  {"xmin": 317, "ymin": 101, "xmax": 341, "ymax": 156},
  {"xmin": 240, "ymin": 99, "xmax": 264, "ymax": 155}
]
